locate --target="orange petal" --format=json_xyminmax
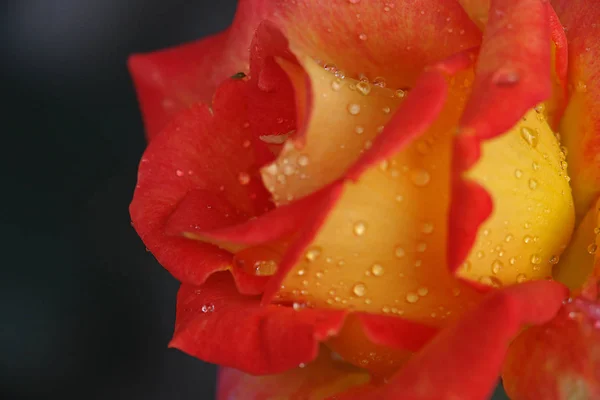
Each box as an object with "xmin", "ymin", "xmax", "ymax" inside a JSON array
[
  {"xmin": 337, "ymin": 280, "xmax": 568, "ymax": 400},
  {"xmin": 273, "ymin": 0, "xmax": 481, "ymax": 87},
  {"xmin": 503, "ymin": 296, "xmax": 600, "ymax": 400},
  {"xmin": 217, "ymin": 348, "xmax": 370, "ymax": 400},
  {"xmin": 554, "ymin": 196, "xmax": 600, "ymax": 293},
  {"xmin": 551, "ymin": 0, "xmax": 600, "ymax": 219}
]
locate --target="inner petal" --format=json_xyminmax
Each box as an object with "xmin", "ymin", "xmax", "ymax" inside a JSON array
[
  {"xmin": 261, "ymin": 57, "xmax": 405, "ymax": 205},
  {"xmin": 276, "ymin": 69, "xmax": 482, "ymax": 326},
  {"xmin": 457, "ymin": 108, "xmax": 575, "ymax": 285}
]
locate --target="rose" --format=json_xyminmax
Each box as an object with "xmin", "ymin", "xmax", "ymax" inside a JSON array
[{"xmin": 128, "ymin": 0, "xmax": 600, "ymax": 398}]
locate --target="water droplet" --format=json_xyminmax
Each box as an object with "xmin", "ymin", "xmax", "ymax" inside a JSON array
[
  {"xmin": 480, "ymin": 276, "xmax": 503, "ymax": 287},
  {"xmin": 410, "ymin": 169, "xmax": 431, "ymax": 186},
  {"xmin": 348, "ymin": 0, "xmax": 361, "ymax": 4},
  {"xmin": 331, "ymin": 80, "xmax": 342, "ymax": 91},
  {"xmin": 514, "ymin": 169, "xmax": 523, "ymax": 179},
  {"xmin": 201, "ymin": 303, "xmax": 215, "ymax": 313},
  {"xmin": 492, "ymin": 68, "xmax": 520, "ymax": 87},
  {"xmin": 297, "ymin": 269, "xmax": 306, "ymax": 276},
  {"xmin": 305, "ymin": 247, "xmax": 322, "ymax": 262},
  {"xmin": 356, "ymin": 81, "xmax": 371, "ymax": 95},
  {"xmin": 520, "ymin": 127, "xmax": 539, "ymax": 148},
  {"xmin": 594, "ymin": 227, "xmax": 600, "ymax": 235},
  {"xmin": 532, "ymin": 162, "xmax": 540, "ymax": 171},
  {"xmin": 352, "ymin": 283, "xmax": 367, "ymax": 297},
  {"xmin": 549, "ymin": 255, "xmax": 560, "ymax": 264},
  {"xmin": 530, "ymin": 254, "xmax": 542, "ymax": 265},
  {"xmin": 421, "ymin": 222, "xmax": 434, "ymax": 234},
  {"xmin": 382, "ymin": 106, "xmax": 391, "ymax": 114},
  {"xmin": 523, "ymin": 235, "xmax": 533, "ymax": 244},
  {"xmin": 297, "ymin": 155, "xmax": 309, "ymax": 167},
  {"xmin": 254, "ymin": 260, "xmax": 277, "ymax": 276},
  {"xmin": 395, "ymin": 246, "xmax": 405, "ymax": 258},
  {"xmin": 516, "ymin": 273, "xmax": 527, "ymax": 283},
  {"xmin": 353, "ymin": 221, "xmax": 367, "ymax": 236},
  {"xmin": 476, "ymin": 251, "xmax": 485, "ymax": 259},
  {"xmin": 347, "ymin": 103, "xmax": 361, "ymax": 115},
  {"xmin": 417, "ymin": 287, "xmax": 429, "ymax": 296},
  {"xmin": 406, "ymin": 292, "xmax": 419, "ymax": 303},
  {"xmin": 588, "ymin": 243, "xmax": 598, "ymax": 254},
  {"xmin": 238, "ymin": 172, "xmax": 251, "ymax": 185},
  {"xmin": 395, "ymin": 89, "xmax": 407, "ymax": 98},
  {"xmin": 354, "ymin": 125, "xmax": 365, "ymax": 135},
  {"xmin": 416, "ymin": 242, "xmax": 427, "ymax": 252},
  {"xmin": 176, "ymin": 169, "xmax": 184, "ymax": 177},
  {"xmin": 528, "ymin": 178, "xmax": 538, "ymax": 190},
  {"xmin": 358, "ymin": 33, "xmax": 368, "ymax": 41},
  {"xmin": 371, "ymin": 263, "xmax": 384, "ymax": 276},
  {"xmin": 282, "ymin": 164, "xmax": 296, "ymax": 176},
  {"xmin": 491, "ymin": 260, "xmax": 504, "ymax": 274},
  {"xmin": 505, "ymin": 234, "xmax": 514, "ymax": 242},
  {"xmin": 373, "ymin": 77, "xmax": 386, "ymax": 88}
]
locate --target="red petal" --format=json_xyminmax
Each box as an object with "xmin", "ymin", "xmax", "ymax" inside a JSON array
[
  {"xmin": 503, "ymin": 296, "xmax": 600, "ymax": 400},
  {"xmin": 216, "ymin": 349, "xmax": 370, "ymax": 400},
  {"xmin": 273, "ymin": 0, "xmax": 481, "ymax": 87},
  {"xmin": 449, "ymin": 0, "xmax": 553, "ymax": 273},
  {"xmin": 170, "ymin": 273, "xmax": 347, "ymax": 374},
  {"xmin": 128, "ymin": 0, "xmax": 274, "ymax": 140},
  {"xmin": 335, "ymin": 280, "xmax": 567, "ymax": 400},
  {"xmin": 130, "ymin": 79, "xmax": 273, "ymax": 288},
  {"xmin": 551, "ymin": 0, "xmax": 600, "ymax": 218},
  {"xmin": 460, "ymin": 0, "xmax": 552, "ymax": 140}
]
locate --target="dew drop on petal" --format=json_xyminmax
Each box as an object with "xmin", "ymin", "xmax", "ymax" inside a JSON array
[
  {"xmin": 588, "ymin": 243, "xmax": 598, "ymax": 254},
  {"xmin": 352, "ymin": 282, "xmax": 367, "ymax": 297},
  {"xmin": 395, "ymin": 246, "xmax": 405, "ymax": 258},
  {"xmin": 347, "ymin": 103, "xmax": 361, "ymax": 115},
  {"xmin": 516, "ymin": 273, "xmax": 527, "ymax": 283},
  {"xmin": 520, "ymin": 127, "xmax": 539, "ymax": 148},
  {"xmin": 238, "ymin": 172, "xmax": 251, "ymax": 185},
  {"xmin": 410, "ymin": 169, "xmax": 431, "ymax": 186},
  {"xmin": 405, "ymin": 292, "xmax": 419, "ymax": 303},
  {"xmin": 305, "ymin": 247, "xmax": 322, "ymax": 262},
  {"xmin": 353, "ymin": 221, "xmax": 367, "ymax": 236},
  {"xmin": 371, "ymin": 263, "xmax": 384, "ymax": 276}
]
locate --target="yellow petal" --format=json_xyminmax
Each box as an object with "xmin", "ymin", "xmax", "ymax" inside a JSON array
[{"xmin": 457, "ymin": 109, "xmax": 575, "ymax": 285}]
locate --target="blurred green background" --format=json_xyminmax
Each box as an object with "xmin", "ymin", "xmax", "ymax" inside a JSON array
[{"xmin": 0, "ymin": 0, "xmax": 508, "ymax": 399}]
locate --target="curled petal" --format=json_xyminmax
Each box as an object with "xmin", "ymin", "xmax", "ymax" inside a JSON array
[
  {"xmin": 130, "ymin": 79, "xmax": 274, "ymax": 289},
  {"xmin": 551, "ymin": 0, "xmax": 600, "ymax": 219},
  {"xmin": 336, "ymin": 280, "xmax": 567, "ymax": 400},
  {"xmin": 171, "ymin": 274, "xmax": 346, "ymax": 375},
  {"xmin": 449, "ymin": 0, "xmax": 566, "ymax": 277},
  {"xmin": 129, "ymin": 0, "xmax": 274, "ymax": 140}
]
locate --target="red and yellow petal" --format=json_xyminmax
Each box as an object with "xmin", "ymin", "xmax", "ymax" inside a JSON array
[
  {"xmin": 554, "ymin": 196, "xmax": 600, "ymax": 293},
  {"xmin": 130, "ymin": 79, "xmax": 274, "ymax": 288},
  {"xmin": 273, "ymin": 0, "xmax": 481, "ymax": 88},
  {"xmin": 128, "ymin": 0, "xmax": 274, "ymax": 140},
  {"xmin": 217, "ymin": 348, "xmax": 370, "ymax": 400},
  {"xmin": 503, "ymin": 296, "xmax": 600, "ymax": 400},
  {"xmin": 450, "ymin": 0, "xmax": 575, "ymax": 287},
  {"xmin": 551, "ymin": 0, "xmax": 600, "ymax": 219},
  {"xmin": 337, "ymin": 280, "xmax": 567, "ymax": 400}
]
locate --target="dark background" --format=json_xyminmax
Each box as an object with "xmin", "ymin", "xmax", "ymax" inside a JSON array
[
  {"xmin": 0, "ymin": 1, "xmax": 509, "ymax": 399},
  {"xmin": 1, "ymin": 1, "xmax": 236, "ymax": 399}
]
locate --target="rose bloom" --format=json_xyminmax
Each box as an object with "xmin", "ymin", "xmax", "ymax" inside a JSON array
[{"xmin": 129, "ymin": 0, "xmax": 600, "ymax": 399}]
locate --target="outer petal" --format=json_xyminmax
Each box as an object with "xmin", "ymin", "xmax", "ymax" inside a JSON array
[
  {"xmin": 130, "ymin": 79, "xmax": 274, "ymax": 291},
  {"xmin": 449, "ymin": 0, "xmax": 555, "ymax": 273},
  {"xmin": 273, "ymin": 0, "xmax": 481, "ymax": 87},
  {"xmin": 128, "ymin": 0, "xmax": 273, "ymax": 140},
  {"xmin": 503, "ymin": 296, "xmax": 600, "ymax": 400},
  {"xmin": 170, "ymin": 273, "xmax": 346, "ymax": 374},
  {"xmin": 171, "ymin": 273, "xmax": 439, "ymax": 376},
  {"xmin": 336, "ymin": 280, "xmax": 568, "ymax": 400},
  {"xmin": 216, "ymin": 348, "xmax": 370, "ymax": 400},
  {"xmin": 551, "ymin": 0, "xmax": 600, "ymax": 219}
]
